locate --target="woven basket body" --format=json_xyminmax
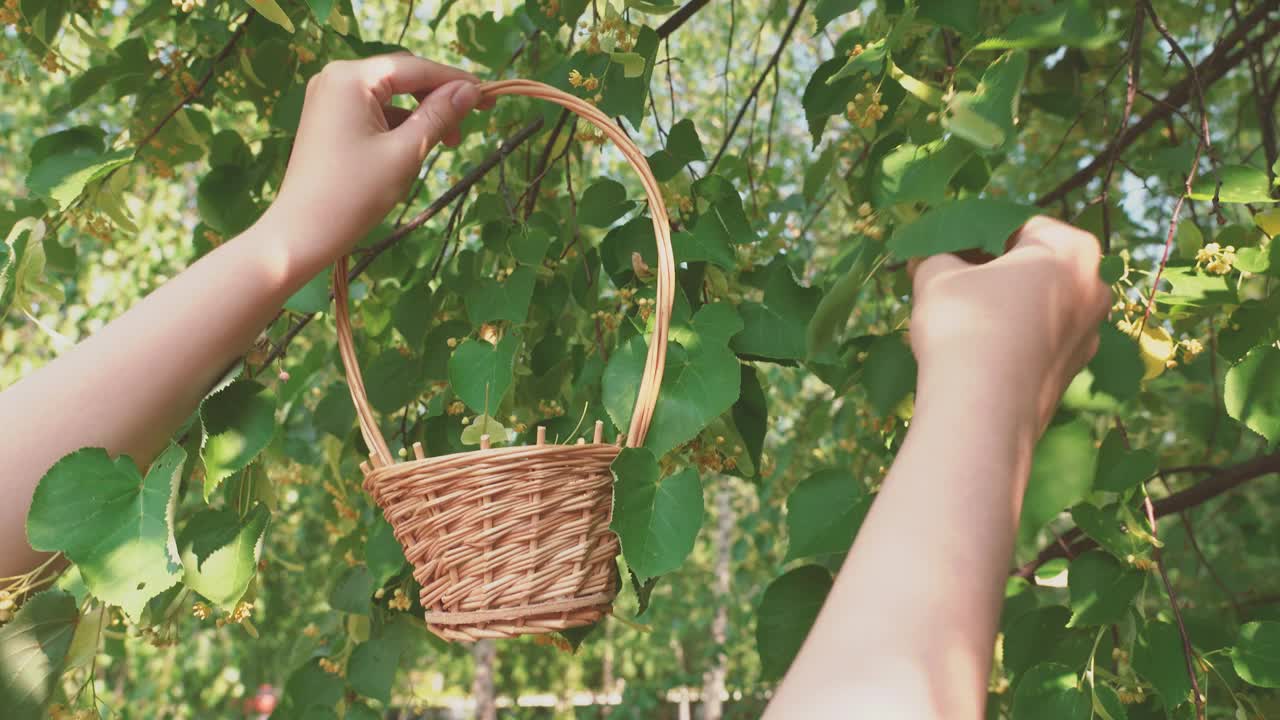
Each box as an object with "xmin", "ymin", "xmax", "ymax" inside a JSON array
[{"xmin": 334, "ymin": 79, "xmax": 675, "ymax": 642}]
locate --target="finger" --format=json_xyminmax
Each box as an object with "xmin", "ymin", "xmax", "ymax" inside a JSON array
[
  {"xmin": 442, "ymin": 127, "xmax": 462, "ymax": 148},
  {"xmin": 909, "ymin": 252, "xmax": 970, "ymax": 292},
  {"xmin": 356, "ymin": 53, "xmax": 480, "ymax": 104},
  {"xmin": 392, "ymin": 79, "xmax": 481, "ymax": 155},
  {"xmin": 383, "ymin": 105, "xmax": 414, "ymax": 130}
]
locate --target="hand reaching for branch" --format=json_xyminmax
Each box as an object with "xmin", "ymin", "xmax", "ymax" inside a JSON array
[
  {"xmin": 768, "ymin": 217, "xmax": 1110, "ymax": 720},
  {"xmin": 271, "ymin": 54, "xmax": 491, "ymax": 273},
  {"xmin": 0, "ymin": 53, "xmax": 488, "ymax": 579},
  {"xmin": 908, "ymin": 216, "xmax": 1112, "ymax": 433}
]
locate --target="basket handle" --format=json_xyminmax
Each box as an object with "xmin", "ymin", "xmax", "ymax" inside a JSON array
[{"xmin": 333, "ymin": 79, "xmax": 676, "ymax": 466}]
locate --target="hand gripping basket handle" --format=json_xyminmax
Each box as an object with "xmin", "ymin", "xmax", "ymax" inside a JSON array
[{"xmin": 333, "ymin": 79, "xmax": 676, "ymax": 466}]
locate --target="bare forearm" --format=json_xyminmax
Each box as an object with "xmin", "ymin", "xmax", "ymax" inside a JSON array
[
  {"xmin": 0, "ymin": 208, "xmax": 318, "ymax": 577},
  {"xmin": 767, "ymin": 366, "xmax": 1038, "ymax": 719}
]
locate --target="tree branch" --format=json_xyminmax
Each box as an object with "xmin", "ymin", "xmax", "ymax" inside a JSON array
[
  {"xmin": 136, "ymin": 14, "xmax": 253, "ymax": 152},
  {"xmin": 1013, "ymin": 450, "xmax": 1280, "ymax": 579},
  {"xmin": 1036, "ymin": 1, "xmax": 1279, "ymax": 208}
]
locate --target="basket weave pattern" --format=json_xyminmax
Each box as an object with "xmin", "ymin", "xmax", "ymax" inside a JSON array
[{"xmin": 333, "ymin": 79, "xmax": 675, "ymax": 642}]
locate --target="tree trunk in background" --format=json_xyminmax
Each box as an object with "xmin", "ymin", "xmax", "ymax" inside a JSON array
[
  {"xmin": 602, "ymin": 618, "xmax": 615, "ymax": 717},
  {"xmin": 672, "ymin": 639, "xmax": 690, "ymax": 720},
  {"xmin": 700, "ymin": 479, "xmax": 734, "ymax": 720},
  {"xmin": 472, "ymin": 639, "xmax": 497, "ymax": 720}
]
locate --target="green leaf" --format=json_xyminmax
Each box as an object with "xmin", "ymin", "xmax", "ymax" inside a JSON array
[
  {"xmin": 1225, "ymin": 346, "xmax": 1280, "ymax": 444},
  {"xmin": 0, "ymin": 590, "xmax": 78, "ymax": 720},
  {"xmin": 1003, "ymin": 606, "xmax": 1093, "ymax": 679},
  {"xmin": 918, "ymin": 0, "xmax": 979, "ymax": 35},
  {"xmin": 465, "ymin": 266, "xmax": 536, "ymax": 325},
  {"xmin": 1066, "ymin": 551, "xmax": 1143, "ymax": 627},
  {"xmin": 1189, "ymin": 165, "xmax": 1273, "ymax": 203},
  {"xmin": 732, "ymin": 365, "xmax": 769, "ymax": 478},
  {"xmin": 691, "ymin": 175, "xmax": 755, "ymax": 247},
  {"xmin": 1133, "ymin": 620, "xmax": 1193, "ymax": 708},
  {"xmin": 329, "ymin": 566, "xmax": 374, "ymax": 614},
  {"xmin": 460, "ymin": 413, "xmax": 509, "ymax": 445},
  {"xmin": 26, "ymin": 145, "xmax": 132, "ymax": 211},
  {"xmin": 1220, "ymin": 299, "xmax": 1280, "ymax": 364},
  {"xmin": 890, "ymin": 198, "xmax": 1036, "ymax": 258},
  {"xmin": 1158, "ymin": 265, "xmax": 1237, "ymax": 308},
  {"xmin": 603, "ymin": 303, "xmax": 743, "ymax": 456},
  {"xmin": 180, "ymin": 505, "xmax": 270, "ymax": 610},
  {"xmin": 1231, "ymin": 621, "xmax": 1280, "ymax": 688},
  {"xmin": 610, "ymin": 447, "xmax": 704, "ymax": 581},
  {"xmin": 826, "ymin": 38, "xmax": 888, "ymax": 85},
  {"xmin": 806, "ymin": 242, "xmax": 875, "ymax": 362},
  {"xmin": 27, "ymin": 445, "xmax": 186, "ymax": 621},
  {"xmin": 285, "ymin": 271, "xmax": 329, "ymax": 314},
  {"xmin": 366, "ymin": 516, "xmax": 407, "ymax": 587},
  {"xmin": 348, "ymin": 628, "xmax": 409, "ymax": 704},
  {"xmin": 757, "ymin": 566, "xmax": 832, "ymax": 681},
  {"xmin": 246, "ymin": 0, "xmax": 296, "ymax": 33},
  {"xmin": 647, "ymin": 118, "xmax": 706, "ymax": 181},
  {"xmin": 977, "ymin": 0, "xmax": 1112, "ymax": 50},
  {"xmin": 1088, "ymin": 324, "xmax": 1144, "ymax": 402},
  {"xmin": 1018, "ymin": 419, "xmax": 1097, "ymax": 551},
  {"xmin": 861, "ymin": 333, "xmax": 917, "ymax": 417},
  {"xmin": 200, "ymin": 380, "xmax": 277, "ymax": 500},
  {"xmin": 803, "ymin": 146, "xmax": 837, "ymax": 204},
  {"xmin": 874, "ymin": 138, "xmax": 974, "ymax": 208},
  {"xmin": 578, "ymin": 179, "xmax": 636, "ymax": 227},
  {"xmin": 813, "ymin": 0, "xmax": 858, "ymax": 33},
  {"xmin": 1010, "ymin": 663, "xmax": 1090, "ymax": 720},
  {"xmin": 1094, "ymin": 429, "xmax": 1156, "ymax": 493},
  {"xmin": 784, "ymin": 469, "xmax": 871, "ymax": 561},
  {"xmin": 942, "ymin": 51, "xmax": 1028, "ymax": 152},
  {"xmin": 365, "ymin": 348, "xmax": 425, "ymax": 415},
  {"xmin": 283, "ymin": 659, "xmax": 344, "ymax": 715},
  {"xmin": 305, "ymin": 0, "xmax": 335, "ymax": 20},
  {"xmin": 597, "ymin": 25, "xmax": 658, "ymax": 127},
  {"xmin": 449, "ymin": 333, "xmax": 520, "ymax": 414},
  {"xmin": 732, "ymin": 259, "xmax": 822, "ymax": 361},
  {"xmin": 1071, "ymin": 503, "xmax": 1143, "ymax": 559},
  {"xmin": 198, "ymin": 165, "xmax": 258, "ymax": 236},
  {"xmin": 509, "ymin": 226, "xmax": 553, "ymax": 265},
  {"xmin": 608, "ymin": 51, "xmax": 646, "ymax": 78}
]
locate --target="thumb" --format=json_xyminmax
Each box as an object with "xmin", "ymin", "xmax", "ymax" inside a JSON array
[{"xmin": 393, "ymin": 79, "xmax": 481, "ymax": 156}]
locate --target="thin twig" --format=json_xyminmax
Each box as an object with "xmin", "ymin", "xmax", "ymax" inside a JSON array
[
  {"xmin": 707, "ymin": 0, "xmax": 809, "ymax": 174},
  {"xmin": 1037, "ymin": 1, "xmax": 1278, "ymax": 207},
  {"xmin": 1099, "ymin": 5, "xmax": 1145, "ymax": 253},
  {"xmin": 1143, "ymin": 495, "xmax": 1206, "ymax": 720},
  {"xmin": 135, "ymin": 15, "xmax": 254, "ymax": 152}
]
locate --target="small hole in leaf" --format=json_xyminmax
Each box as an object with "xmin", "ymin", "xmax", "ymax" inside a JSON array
[{"xmin": 137, "ymin": 582, "xmax": 146, "ymax": 590}]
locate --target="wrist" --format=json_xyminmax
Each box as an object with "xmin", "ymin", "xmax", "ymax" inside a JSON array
[
  {"xmin": 253, "ymin": 195, "xmax": 350, "ymax": 286},
  {"xmin": 914, "ymin": 356, "xmax": 1041, "ymax": 440}
]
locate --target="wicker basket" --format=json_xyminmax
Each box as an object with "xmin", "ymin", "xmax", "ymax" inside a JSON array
[{"xmin": 332, "ymin": 79, "xmax": 675, "ymax": 642}]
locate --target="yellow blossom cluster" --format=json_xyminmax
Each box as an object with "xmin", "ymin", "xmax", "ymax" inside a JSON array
[
  {"xmin": 846, "ymin": 84, "xmax": 888, "ymax": 129},
  {"xmin": 0, "ymin": 0, "xmax": 20, "ymax": 26},
  {"xmin": 70, "ymin": 210, "xmax": 114, "ymax": 243},
  {"xmin": 568, "ymin": 69, "xmax": 600, "ymax": 91},
  {"xmin": 318, "ymin": 657, "xmax": 343, "ymax": 675},
  {"xmin": 851, "ymin": 202, "xmax": 884, "ymax": 241},
  {"xmin": 1195, "ymin": 241, "xmax": 1236, "ymax": 275},
  {"xmin": 538, "ymin": 399, "xmax": 566, "ymax": 418},
  {"xmin": 579, "ymin": 14, "xmax": 638, "ymax": 54},
  {"xmin": 170, "ymin": 0, "xmax": 206, "ymax": 12},
  {"xmin": 389, "ymin": 588, "xmax": 412, "ymax": 611},
  {"xmin": 290, "ymin": 42, "xmax": 316, "ymax": 64}
]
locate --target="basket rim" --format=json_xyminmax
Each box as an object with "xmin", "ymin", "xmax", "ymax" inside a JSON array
[{"xmin": 333, "ymin": 78, "xmax": 676, "ymax": 468}]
